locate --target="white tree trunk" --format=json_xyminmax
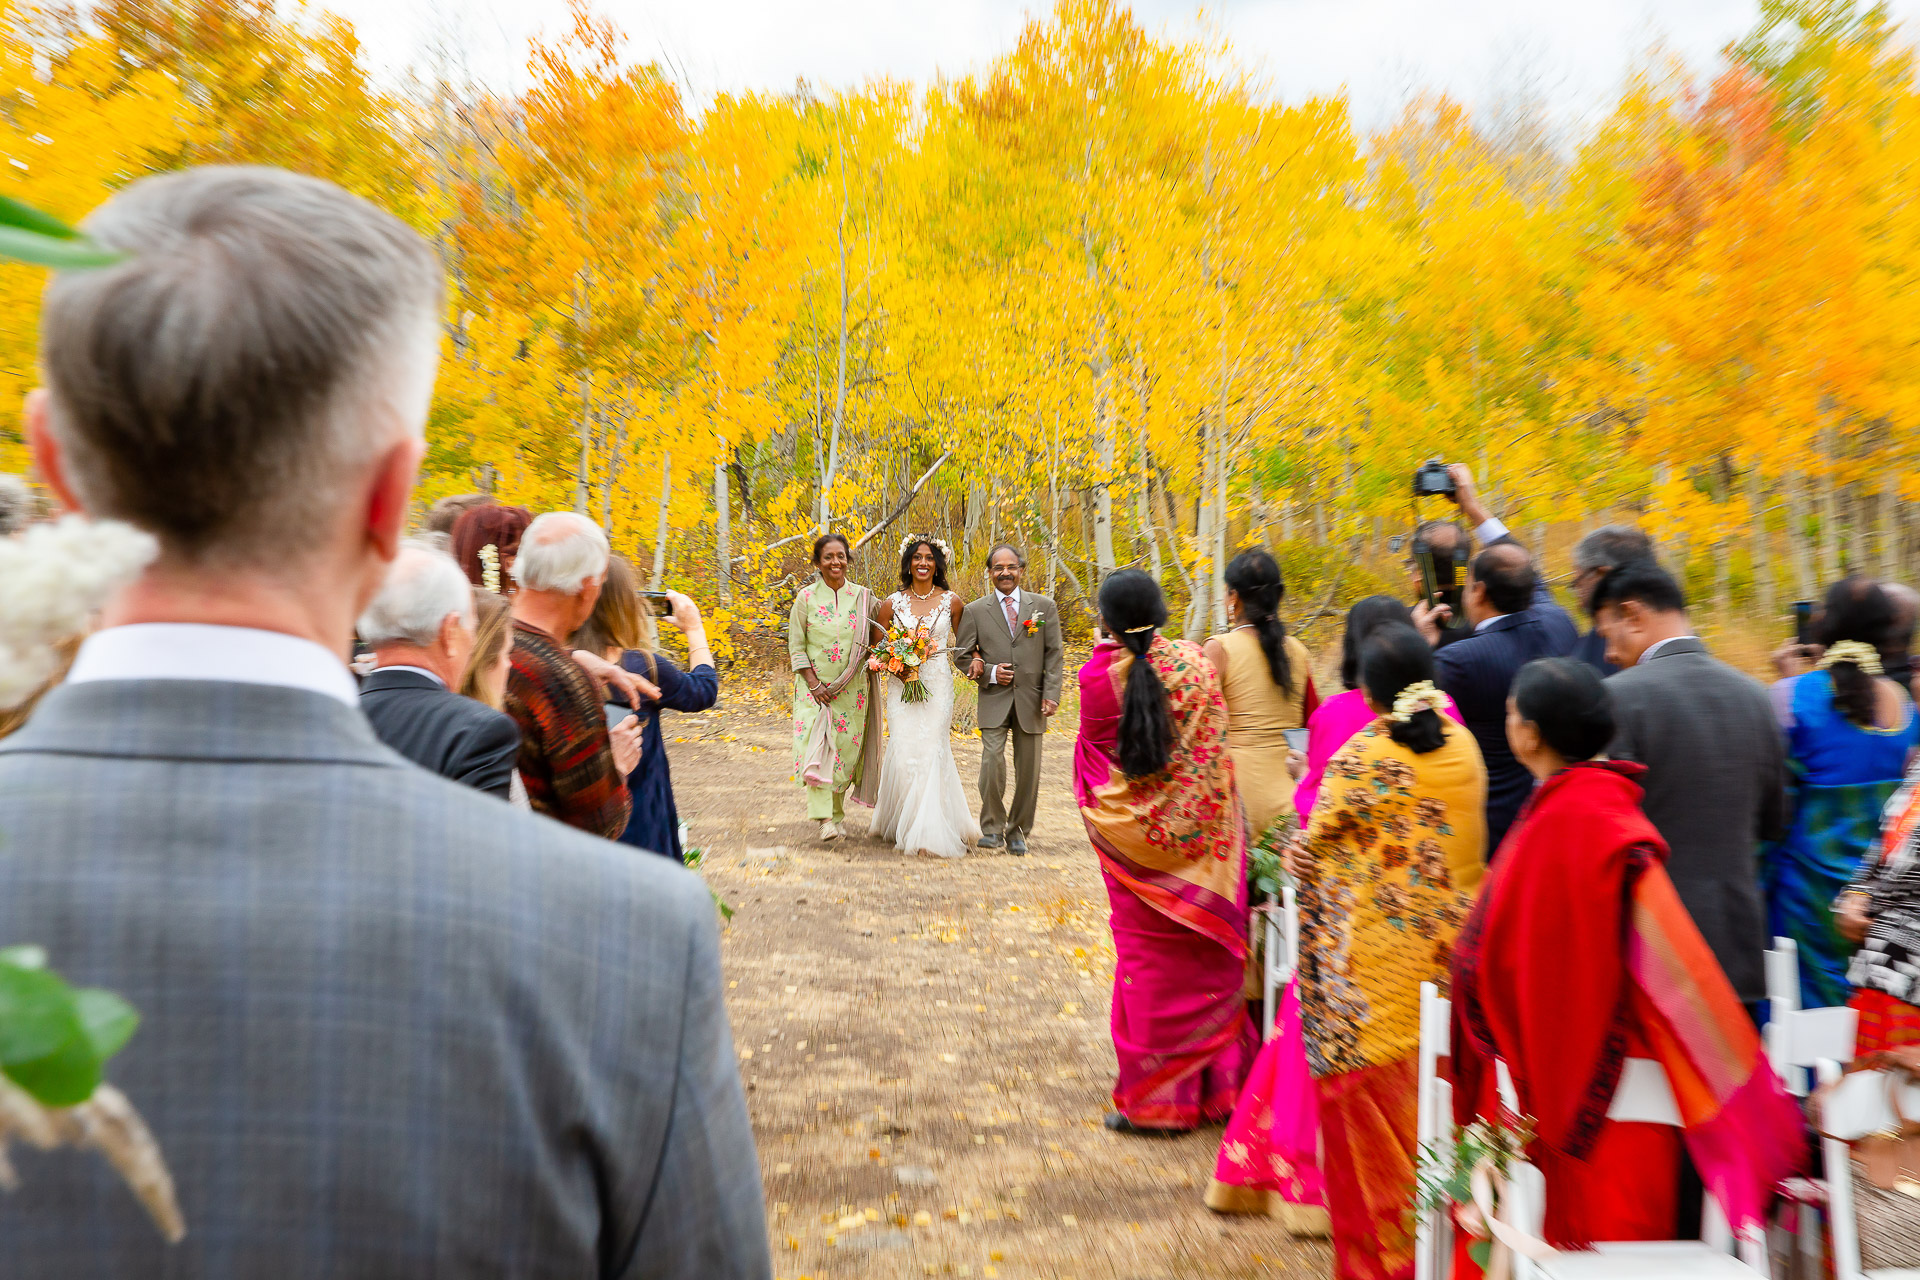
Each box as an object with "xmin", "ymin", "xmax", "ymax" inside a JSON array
[
  {"xmin": 713, "ymin": 458, "xmax": 731, "ymax": 602},
  {"xmin": 651, "ymin": 453, "xmax": 673, "ymax": 585},
  {"xmin": 1747, "ymin": 468, "xmax": 1774, "ymax": 620}
]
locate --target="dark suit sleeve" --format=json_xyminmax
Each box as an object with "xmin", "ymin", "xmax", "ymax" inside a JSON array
[
  {"xmin": 1042, "ymin": 601, "xmax": 1064, "ymax": 703},
  {"xmin": 453, "ymin": 710, "xmax": 521, "ymax": 800},
  {"xmin": 620, "ymin": 887, "xmax": 770, "ymax": 1280},
  {"xmin": 1605, "ymin": 677, "xmax": 1643, "ymax": 764}
]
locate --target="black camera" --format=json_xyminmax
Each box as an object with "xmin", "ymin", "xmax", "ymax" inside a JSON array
[{"xmin": 1412, "ymin": 459, "xmax": 1456, "ymax": 498}]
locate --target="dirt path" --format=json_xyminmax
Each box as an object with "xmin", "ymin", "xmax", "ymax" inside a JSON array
[{"xmin": 669, "ymin": 687, "xmax": 1332, "ymax": 1280}]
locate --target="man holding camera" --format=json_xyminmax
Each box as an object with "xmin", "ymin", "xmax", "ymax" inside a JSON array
[{"xmin": 1410, "ymin": 464, "xmax": 1578, "ymax": 855}]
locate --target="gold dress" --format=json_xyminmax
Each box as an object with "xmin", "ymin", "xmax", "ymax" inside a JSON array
[{"xmin": 1216, "ymin": 629, "xmax": 1314, "ymax": 840}]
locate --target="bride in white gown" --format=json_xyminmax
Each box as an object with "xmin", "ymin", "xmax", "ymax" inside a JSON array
[{"xmin": 870, "ymin": 536, "xmax": 981, "ymax": 859}]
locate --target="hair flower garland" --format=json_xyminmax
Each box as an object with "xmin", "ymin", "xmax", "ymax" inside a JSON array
[
  {"xmin": 1818, "ymin": 640, "xmax": 1884, "ymax": 676},
  {"xmin": 897, "ymin": 532, "xmax": 954, "ymax": 562},
  {"xmin": 478, "ymin": 543, "xmax": 501, "ymax": 595},
  {"xmin": 1390, "ymin": 680, "xmax": 1443, "ymax": 723}
]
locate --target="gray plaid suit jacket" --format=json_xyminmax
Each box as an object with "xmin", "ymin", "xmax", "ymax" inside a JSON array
[{"xmin": 0, "ymin": 679, "xmax": 770, "ymax": 1279}]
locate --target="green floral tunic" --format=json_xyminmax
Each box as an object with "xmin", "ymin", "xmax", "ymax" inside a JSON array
[{"xmin": 788, "ymin": 580, "xmax": 873, "ymax": 794}]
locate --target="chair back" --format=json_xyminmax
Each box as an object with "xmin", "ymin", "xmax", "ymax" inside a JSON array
[
  {"xmin": 1605, "ymin": 1058, "xmax": 1683, "ymax": 1126},
  {"xmin": 1765, "ymin": 937, "xmax": 1858, "ymax": 1095},
  {"xmin": 1414, "ymin": 982, "xmax": 1453, "ymax": 1280},
  {"xmin": 1814, "ymin": 1058, "xmax": 1920, "ymax": 1280}
]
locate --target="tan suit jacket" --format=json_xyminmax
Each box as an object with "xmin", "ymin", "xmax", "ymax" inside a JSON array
[{"xmin": 954, "ymin": 590, "xmax": 1064, "ymax": 735}]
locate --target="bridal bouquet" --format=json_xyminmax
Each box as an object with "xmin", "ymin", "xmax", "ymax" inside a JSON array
[{"xmin": 868, "ymin": 615, "xmax": 940, "ymax": 703}]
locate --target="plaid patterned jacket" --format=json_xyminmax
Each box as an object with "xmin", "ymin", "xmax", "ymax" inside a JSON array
[
  {"xmin": 507, "ymin": 620, "xmax": 632, "ymax": 839},
  {"xmin": 0, "ymin": 679, "xmax": 768, "ymax": 1278}
]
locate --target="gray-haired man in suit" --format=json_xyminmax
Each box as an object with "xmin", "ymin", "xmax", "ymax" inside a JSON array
[
  {"xmin": 954, "ymin": 544, "xmax": 1064, "ymax": 855},
  {"xmin": 0, "ymin": 167, "xmax": 769, "ymax": 1277}
]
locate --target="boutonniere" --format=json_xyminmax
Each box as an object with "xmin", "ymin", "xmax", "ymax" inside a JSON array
[{"xmin": 1023, "ymin": 616, "xmax": 1042, "ymax": 636}]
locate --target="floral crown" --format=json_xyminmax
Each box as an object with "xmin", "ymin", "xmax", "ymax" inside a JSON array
[{"xmin": 898, "ymin": 533, "xmax": 954, "ymax": 562}]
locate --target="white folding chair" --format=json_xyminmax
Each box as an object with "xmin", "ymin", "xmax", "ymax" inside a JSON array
[
  {"xmin": 1817, "ymin": 1058, "xmax": 1920, "ymax": 1280},
  {"xmin": 1259, "ymin": 887, "xmax": 1299, "ymax": 1040},
  {"xmin": 1414, "ymin": 981, "xmax": 1454, "ymax": 1280},
  {"xmin": 1502, "ymin": 1057, "xmax": 1769, "ymax": 1279},
  {"xmin": 1767, "ymin": 937, "xmax": 1859, "ymax": 1097}
]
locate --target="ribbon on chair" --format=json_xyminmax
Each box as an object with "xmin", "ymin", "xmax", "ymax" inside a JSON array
[{"xmin": 1455, "ymin": 1157, "xmax": 1558, "ymax": 1280}]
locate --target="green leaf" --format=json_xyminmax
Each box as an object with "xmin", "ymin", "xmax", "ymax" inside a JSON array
[
  {"xmin": 0, "ymin": 961, "xmax": 82, "ymax": 1065},
  {"xmin": 1469, "ymin": 1240, "xmax": 1492, "ymax": 1269},
  {"xmin": 0, "ymin": 944, "xmax": 48, "ymax": 969},
  {"xmin": 0, "ymin": 195, "xmax": 80, "ymax": 239},
  {"xmin": 74, "ymin": 988, "xmax": 139, "ymax": 1063},
  {"xmin": 710, "ymin": 888, "xmax": 735, "ymax": 922},
  {"xmin": 0, "ymin": 225, "xmax": 123, "ymax": 269},
  {"xmin": 3, "ymin": 1031, "xmax": 102, "ymax": 1108}
]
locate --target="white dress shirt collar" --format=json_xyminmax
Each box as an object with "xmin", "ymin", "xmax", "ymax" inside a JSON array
[
  {"xmin": 1638, "ymin": 635, "xmax": 1697, "ymax": 665},
  {"xmin": 68, "ymin": 623, "xmax": 360, "ymax": 708},
  {"xmin": 373, "ymin": 663, "xmax": 447, "ymax": 688},
  {"xmin": 1475, "ymin": 615, "xmax": 1499, "ymax": 633},
  {"xmin": 997, "ymin": 586, "xmax": 1021, "ymax": 608}
]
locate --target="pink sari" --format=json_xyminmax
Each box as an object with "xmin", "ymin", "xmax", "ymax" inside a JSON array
[{"xmin": 1076, "ymin": 637, "xmax": 1258, "ymax": 1128}]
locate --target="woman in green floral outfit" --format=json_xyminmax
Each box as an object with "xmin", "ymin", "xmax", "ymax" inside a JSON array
[{"xmin": 787, "ymin": 533, "xmax": 883, "ymax": 840}]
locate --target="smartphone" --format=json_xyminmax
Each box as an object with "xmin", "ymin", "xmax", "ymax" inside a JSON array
[
  {"xmin": 639, "ymin": 590, "xmax": 673, "ymax": 618},
  {"xmin": 1283, "ymin": 728, "xmax": 1309, "ymax": 754},
  {"xmin": 1792, "ymin": 600, "xmax": 1814, "ymax": 648}
]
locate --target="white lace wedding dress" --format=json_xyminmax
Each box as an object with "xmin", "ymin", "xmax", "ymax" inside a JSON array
[{"xmin": 870, "ymin": 590, "xmax": 980, "ymax": 858}]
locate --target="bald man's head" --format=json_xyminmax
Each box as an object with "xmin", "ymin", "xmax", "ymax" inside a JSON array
[{"xmin": 1472, "ymin": 542, "xmax": 1537, "ymax": 616}]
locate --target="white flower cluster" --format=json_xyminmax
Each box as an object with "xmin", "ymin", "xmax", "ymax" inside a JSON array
[
  {"xmin": 478, "ymin": 543, "xmax": 501, "ymax": 595},
  {"xmin": 897, "ymin": 532, "xmax": 954, "ymax": 562},
  {"xmin": 0, "ymin": 516, "xmax": 156, "ymax": 709}
]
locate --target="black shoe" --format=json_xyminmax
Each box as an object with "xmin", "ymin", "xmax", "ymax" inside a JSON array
[
  {"xmin": 1007, "ymin": 833, "xmax": 1028, "ymax": 855},
  {"xmin": 978, "ymin": 834, "xmax": 1005, "ymax": 849},
  {"xmin": 1104, "ymin": 1112, "xmax": 1192, "ymax": 1137}
]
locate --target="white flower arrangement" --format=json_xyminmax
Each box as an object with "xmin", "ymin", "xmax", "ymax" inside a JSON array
[
  {"xmin": 897, "ymin": 533, "xmax": 954, "ymax": 562},
  {"xmin": 478, "ymin": 543, "xmax": 501, "ymax": 595},
  {"xmin": 0, "ymin": 516, "xmax": 157, "ymax": 709}
]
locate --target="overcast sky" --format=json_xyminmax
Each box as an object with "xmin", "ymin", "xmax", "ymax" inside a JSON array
[{"xmin": 328, "ymin": 0, "xmax": 1920, "ymax": 133}]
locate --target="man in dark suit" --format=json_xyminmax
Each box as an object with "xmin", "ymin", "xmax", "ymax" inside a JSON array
[
  {"xmin": 1567, "ymin": 524, "xmax": 1654, "ymax": 676},
  {"xmin": 1, "ymin": 166, "xmax": 767, "ymax": 1276},
  {"xmin": 1415, "ymin": 539, "xmax": 1579, "ymax": 855},
  {"xmin": 358, "ymin": 542, "xmax": 520, "ymax": 798},
  {"xmin": 1596, "ymin": 559, "xmax": 1786, "ymax": 1007}
]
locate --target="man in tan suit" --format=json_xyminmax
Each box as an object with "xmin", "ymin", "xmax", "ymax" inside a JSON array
[{"xmin": 954, "ymin": 545, "xmax": 1064, "ymax": 855}]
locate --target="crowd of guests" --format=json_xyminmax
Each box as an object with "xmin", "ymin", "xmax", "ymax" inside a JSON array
[
  {"xmin": 1073, "ymin": 465, "xmax": 1920, "ymax": 1280},
  {"xmin": 350, "ymin": 503, "xmax": 719, "ymax": 855}
]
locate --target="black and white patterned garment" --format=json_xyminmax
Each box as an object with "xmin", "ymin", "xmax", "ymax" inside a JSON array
[{"xmin": 1846, "ymin": 758, "xmax": 1920, "ymax": 1004}]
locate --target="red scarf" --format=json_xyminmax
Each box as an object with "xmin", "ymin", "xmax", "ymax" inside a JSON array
[{"xmin": 1451, "ymin": 762, "xmax": 1663, "ymax": 1158}]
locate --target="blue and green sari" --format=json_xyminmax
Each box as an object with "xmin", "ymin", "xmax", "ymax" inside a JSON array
[{"xmin": 1763, "ymin": 670, "xmax": 1919, "ymax": 1009}]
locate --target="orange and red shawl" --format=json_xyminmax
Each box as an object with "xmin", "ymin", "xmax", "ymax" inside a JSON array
[
  {"xmin": 1451, "ymin": 761, "xmax": 1803, "ymax": 1245},
  {"xmin": 1075, "ymin": 636, "xmax": 1248, "ymax": 958}
]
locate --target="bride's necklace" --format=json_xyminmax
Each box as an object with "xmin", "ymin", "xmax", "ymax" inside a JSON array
[{"xmin": 909, "ymin": 584, "xmax": 938, "ymax": 600}]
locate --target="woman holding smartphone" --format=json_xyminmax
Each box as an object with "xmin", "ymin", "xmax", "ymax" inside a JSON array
[{"xmin": 572, "ymin": 554, "xmax": 717, "ymax": 861}]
